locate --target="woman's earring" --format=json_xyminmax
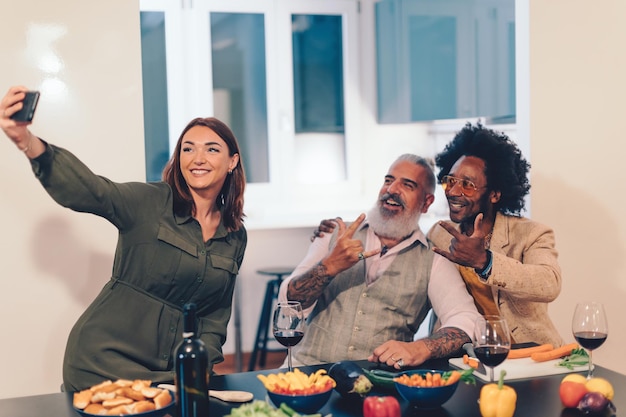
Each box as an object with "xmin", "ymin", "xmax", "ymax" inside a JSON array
[
  {"xmin": 228, "ymin": 169, "xmax": 233, "ymax": 175},
  {"xmin": 220, "ymin": 194, "xmax": 225, "ymax": 206}
]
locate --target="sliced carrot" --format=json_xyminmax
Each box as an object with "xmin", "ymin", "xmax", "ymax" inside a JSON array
[
  {"xmin": 432, "ymin": 372, "xmax": 442, "ymax": 387},
  {"xmin": 444, "ymin": 371, "xmax": 461, "ymax": 386},
  {"xmin": 507, "ymin": 343, "xmax": 554, "ymax": 359},
  {"xmin": 530, "ymin": 343, "xmax": 579, "ymax": 362},
  {"xmin": 462, "ymin": 354, "xmax": 479, "ymax": 369}
]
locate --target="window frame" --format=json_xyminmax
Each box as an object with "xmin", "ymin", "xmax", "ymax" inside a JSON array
[{"xmin": 139, "ymin": 0, "xmax": 363, "ymax": 229}]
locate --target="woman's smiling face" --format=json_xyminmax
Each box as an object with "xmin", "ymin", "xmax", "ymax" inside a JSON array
[{"xmin": 179, "ymin": 125, "xmax": 238, "ymax": 194}]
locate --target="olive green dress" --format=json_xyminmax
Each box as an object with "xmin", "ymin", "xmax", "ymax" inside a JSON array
[{"xmin": 31, "ymin": 143, "xmax": 247, "ymax": 391}]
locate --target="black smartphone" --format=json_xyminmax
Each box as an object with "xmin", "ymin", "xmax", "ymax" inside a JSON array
[{"xmin": 10, "ymin": 91, "xmax": 40, "ymax": 122}]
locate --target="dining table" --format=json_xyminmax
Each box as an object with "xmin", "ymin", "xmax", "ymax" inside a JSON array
[{"xmin": 1, "ymin": 357, "xmax": 624, "ymax": 417}]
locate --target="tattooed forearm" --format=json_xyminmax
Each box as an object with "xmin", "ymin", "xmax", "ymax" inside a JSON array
[
  {"xmin": 423, "ymin": 327, "xmax": 471, "ymax": 358},
  {"xmin": 287, "ymin": 262, "xmax": 334, "ymax": 309}
]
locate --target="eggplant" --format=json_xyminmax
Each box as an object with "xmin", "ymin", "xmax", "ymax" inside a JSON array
[{"xmin": 328, "ymin": 361, "xmax": 373, "ymax": 400}]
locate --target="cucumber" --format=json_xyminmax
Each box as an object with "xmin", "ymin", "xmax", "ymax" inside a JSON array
[
  {"xmin": 361, "ymin": 368, "xmax": 398, "ymax": 391},
  {"xmin": 328, "ymin": 361, "xmax": 373, "ymax": 400}
]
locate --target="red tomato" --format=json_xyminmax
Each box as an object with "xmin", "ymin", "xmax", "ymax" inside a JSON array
[
  {"xmin": 363, "ymin": 396, "xmax": 401, "ymax": 417},
  {"xmin": 559, "ymin": 381, "xmax": 589, "ymax": 408}
]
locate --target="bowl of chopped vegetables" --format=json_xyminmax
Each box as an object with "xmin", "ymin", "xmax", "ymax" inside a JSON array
[
  {"xmin": 394, "ymin": 369, "xmax": 463, "ymax": 408},
  {"xmin": 266, "ymin": 385, "xmax": 333, "ymax": 414},
  {"xmin": 257, "ymin": 368, "xmax": 335, "ymax": 414}
]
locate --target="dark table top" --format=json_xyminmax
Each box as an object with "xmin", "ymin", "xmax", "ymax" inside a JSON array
[{"xmin": 1, "ymin": 358, "xmax": 624, "ymax": 417}]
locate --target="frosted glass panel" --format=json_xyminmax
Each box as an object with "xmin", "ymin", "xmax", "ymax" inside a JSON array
[
  {"xmin": 292, "ymin": 14, "xmax": 344, "ymax": 134},
  {"xmin": 376, "ymin": 0, "xmax": 515, "ymax": 123},
  {"xmin": 140, "ymin": 11, "xmax": 170, "ymax": 182}
]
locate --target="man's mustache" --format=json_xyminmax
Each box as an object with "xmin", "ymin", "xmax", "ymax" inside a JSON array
[{"xmin": 380, "ymin": 192, "xmax": 405, "ymax": 208}]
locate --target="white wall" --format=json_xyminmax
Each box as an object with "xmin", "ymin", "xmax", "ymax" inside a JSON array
[
  {"xmin": 528, "ymin": 0, "xmax": 626, "ymax": 375},
  {"xmin": 0, "ymin": 0, "xmax": 145, "ymax": 399}
]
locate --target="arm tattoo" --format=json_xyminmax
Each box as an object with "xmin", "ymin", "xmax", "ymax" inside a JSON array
[
  {"xmin": 423, "ymin": 327, "xmax": 471, "ymax": 358},
  {"xmin": 287, "ymin": 262, "xmax": 334, "ymax": 309}
]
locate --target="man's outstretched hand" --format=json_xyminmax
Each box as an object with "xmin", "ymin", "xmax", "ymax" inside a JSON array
[{"xmin": 432, "ymin": 213, "xmax": 490, "ymax": 270}]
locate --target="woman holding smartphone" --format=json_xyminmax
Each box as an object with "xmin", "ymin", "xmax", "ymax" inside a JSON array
[{"xmin": 0, "ymin": 85, "xmax": 247, "ymax": 391}]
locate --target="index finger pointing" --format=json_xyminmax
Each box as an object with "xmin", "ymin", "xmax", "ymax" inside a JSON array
[
  {"xmin": 343, "ymin": 213, "xmax": 366, "ymax": 238},
  {"xmin": 437, "ymin": 220, "xmax": 462, "ymax": 239}
]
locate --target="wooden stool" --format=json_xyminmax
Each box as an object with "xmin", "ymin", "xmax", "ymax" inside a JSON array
[{"xmin": 248, "ymin": 267, "xmax": 295, "ymax": 371}]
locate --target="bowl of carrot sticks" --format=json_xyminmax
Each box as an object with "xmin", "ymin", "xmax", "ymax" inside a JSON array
[{"xmin": 393, "ymin": 369, "xmax": 463, "ymax": 408}]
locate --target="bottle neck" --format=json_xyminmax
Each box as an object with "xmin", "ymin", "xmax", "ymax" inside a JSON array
[{"xmin": 182, "ymin": 303, "xmax": 198, "ymax": 335}]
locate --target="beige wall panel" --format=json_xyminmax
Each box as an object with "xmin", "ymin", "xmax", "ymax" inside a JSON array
[{"xmin": 529, "ymin": 0, "xmax": 626, "ymax": 375}]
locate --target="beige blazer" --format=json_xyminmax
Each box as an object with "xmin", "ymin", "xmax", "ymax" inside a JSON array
[{"xmin": 428, "ymin": 212, "xmax": 564, "ymax": 347}]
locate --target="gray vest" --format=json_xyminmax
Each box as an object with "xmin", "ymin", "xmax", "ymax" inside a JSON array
[{"xmin": 293, "ymin": 227, "xmax": 434, "ymax": 365}]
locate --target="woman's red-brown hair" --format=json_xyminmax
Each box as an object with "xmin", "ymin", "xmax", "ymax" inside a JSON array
[{"xmin": 162, "ymin": 117, "xmax": 246, "ymax": 231}]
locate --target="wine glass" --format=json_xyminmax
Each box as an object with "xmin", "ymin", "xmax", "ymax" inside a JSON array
[
  {"xmin": 473, "ymin": 315, "xmax": 511, "ymax": 382},
  {"xmin": 572, "ymin": 302, "xmax": 608, "ymax": 379},
  {"xmin": 273, "ymin": 301, "xmax": 305, "ymax": 372}
]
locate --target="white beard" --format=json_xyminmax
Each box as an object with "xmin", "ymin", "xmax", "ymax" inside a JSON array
[{"xmin": 366, "ymin": 203, "xmax": 421, "ymax": 240}]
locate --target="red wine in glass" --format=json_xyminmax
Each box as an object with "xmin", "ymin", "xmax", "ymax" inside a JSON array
[
  {"xmin": 474, "ymin": 346, "xmax": 509, "ymax": 367},
  {"xmin": 574, "ymin": 331, "xmax": 607, "ymax": 350},
  {"xmin": 572, "ymin": 302, "xmax": 608, "ymax": 379},
  {"xmin": 473, "ymin": 315, "xmax": 511, "ymax": 382},
  {"xmin": 273, "ymin": 301, "xmax": 305, "ymax": 372},
  {"xmin": 274, "ymin": 330, "xmax": 304, "ymax": 347}
]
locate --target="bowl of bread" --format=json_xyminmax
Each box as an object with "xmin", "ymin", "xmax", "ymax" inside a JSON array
[{"xmin": 73, "ymin": 378, "xmax": 174, "ymax": 416}]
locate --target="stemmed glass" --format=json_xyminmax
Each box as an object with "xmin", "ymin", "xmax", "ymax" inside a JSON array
[
  {"xmin": 473, "ymin": 315, "xmax": 511, "ymax": 382},
  {"xmin": 273, "ymin": 301, "xmax": 305, "ymax": 372},
  {"xmin": 572, "ymin": 302, "xmax": 608, "ymax": 379}
]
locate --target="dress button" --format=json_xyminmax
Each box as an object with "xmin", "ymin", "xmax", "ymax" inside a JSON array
[
  {"xmin": 348, "ymin": 346, "xmax": 355, "ymax": 351},
  {"xmin": 200, "ymin": 250, "xmax": 206, "ymax": 255},
  {"xmin": 362, "ymin": 293, "xmax": 367, "ymax": 298},
  {"xmin": 358, "ymin": 311, "xmax": 363, "ymax": 315},
  {"xmin": 170, "ymin": 326, "xmax": 176, "ymax": 333},
  {"xmin": 196, "ymin": 275, "xmax": 202, "ymax": 282},
  {"xmin": 354, "ymin": 326, "xmax": 360, "ymax": 331},
  {"xmin": 162, "ymin": 354, "xmax": 169, "ymax": 360}
]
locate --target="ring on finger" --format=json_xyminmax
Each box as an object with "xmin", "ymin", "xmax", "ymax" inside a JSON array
[
  {"xmin": 358, "ymin": 252, "xmax": 365, "ymax": 261},
  {"xmin": 396, "ymin": 359, "xmax": 405, "ymax": 368}
]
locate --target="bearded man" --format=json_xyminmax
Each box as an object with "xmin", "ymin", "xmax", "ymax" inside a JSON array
[{"xmin": 278, "ymin": 154, "xmax": 480, "ymax": 369}]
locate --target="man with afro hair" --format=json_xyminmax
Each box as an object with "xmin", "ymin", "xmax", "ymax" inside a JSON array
[{"xmin": 428, "ymin": 122, "xmax": 563, "ymax": 347}]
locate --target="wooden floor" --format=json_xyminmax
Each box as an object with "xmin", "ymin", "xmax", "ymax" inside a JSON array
[{"xmin": 213, "ymin": 350, "xmax": 287, "ymax": 375}]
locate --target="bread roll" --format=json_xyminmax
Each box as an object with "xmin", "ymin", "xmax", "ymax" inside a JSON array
[
  {"xmin": 90, "ymin": 380, "xmax": 114, "ymax": 393},
  {"xmin": 139, "ymin": 387, "xmax": 161, "ymax": 399},
  {"xmin": 115, "ymin": 379, "xmax": 134, "ymax": 387},
  {"xmin": 83, "ymin": 403, "xmax": 107, "ymax": 415},
  {"xmin": 91, "ymin": 391, "xmax": 117, "ymax": 403},
  {"xmin": 131, "ymin": 400, "xmax": 156, "ymax": 414},
  {"xmin": 105, "ymin": 404, "xmax": 132, "ymax": 415},
  {"xmin": 131, "ymin": 380, "xmax": 152, "ymax": 391},
  {"xmin": 73, "ymin": 389, "xmax": 93, "ymax": 409},
  {"xmin": 102, "ymin": 396, "xmax": 133, "ymax": 408},
  {"xmin": 115, "ymin": 387, "xmax": 145, "ymax": 402},
  {"xmin": 153, "ymin": 389, "xmax": 172, "ymax": 409}
]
